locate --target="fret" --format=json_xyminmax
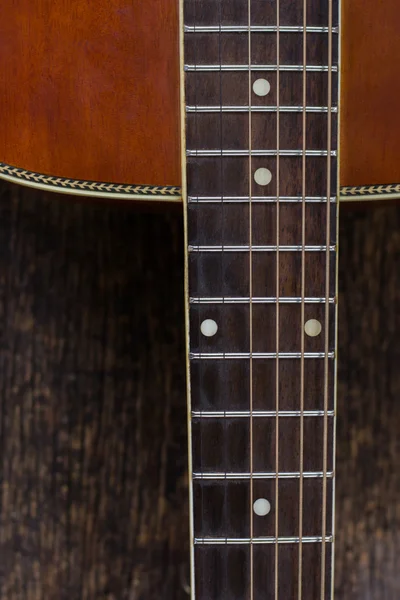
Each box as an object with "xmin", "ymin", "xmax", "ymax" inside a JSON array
[
  {"xmin": 184, "ymin": 0, "xmax": 339, "ymax": 27},
  {"xmin": 187, "ymin": 202, "xmax": 336, "ymax": 247},
  {"xmin": 191, "ymin": 357, "xmax": 335, "ymax": 413},
  {"xmin": 187, "ymin": 104, "xmax": 338, "ymax": 113},
  {"xmin": 191, "ymin": 306, "xmax": 335, "ymax": 354},
  {"xmin": 190, "ymin": 252, "xmax": 335, "ymax": 297},
  {"xmin": 185, "ymin": 63, "xmax": 338, "ymax": 72},
  {"xmin": 192, "ymin": 410, "xmax": 335, "ymax": 418},
  {"xmin": 190, "ymin": 196, "xmax": 335, "ymax": 204},
  {"xmin": 185, "ymin": 31, "xmax": 338, "ymax": 68},
  {"xmin": 188, "ymin": 157, "xmax": 337, "ymax": 197},
  {"xmin": 187, "ymin": 149, "xmax": 336, "ymax": 157},
  {"xmin": 185, "ymin": 25, "xmax": 339, "ymax": 34},
  {"xmin": 195, "ymin": 544, "xmax": 333, "ymax": 599},
  {"xmin": 190, "ymin": 352, "xmax": 334, "ymax": 359},
  {"xmin": 187, "ymin": 113, "xmax": 337, "ymax": 153},
  {"xmin": 192, "ymin": 416, "xmax": 334, "ymax": 471},
  {"xmin": 193, "ymin": 478, "xmax": 333, "ymax": 537},
  {"xmin": 189, "ymin": 244, "xmax": 335, "ymax": 251},
  {"xmin": 194, "ymin": 537, "xmax": 332, "ymax": 545},
  {"xmin": 190, "ymin": 296, "xmax": 336, "ymax": 304},
  {"xmin": 193, "ymin": 471, "xmax": 334, "ymax": 480},
  {"xmin": 192, "ymin": 476, "xmax": 333, "ymax": 533},
  {"xmin": 185, "ymin": 71, "xmax": 338, "ymax": 108}
]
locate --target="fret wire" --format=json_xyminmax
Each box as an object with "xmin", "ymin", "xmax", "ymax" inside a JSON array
[
  {"xmin": 322, "ymin": 1, "xmax": 334, "ymax": 597},
  {"xmin": 299, "ymin": 0, "xmax": 308, "ymax": 595},
  {"xmin": 192, "ymin": 410, "xmax": 335, "ymax": 418},
  {"xmin": 275, "ymin": 0, "xmax": 281, "ymax": 596},
  {"xmin": 193, "ymin": 471, "xmax": 334, "ymax": 480},
  {"xmin": 188, "ymin": 195, "xmax": 336, "ymax": 203},
  {"xmin": 185, "ymin": 64, "xmax": 338, "ymax": 72},
  {"xmin": 187, "ymin": 149, "xmax": 336, "ymax": 156},
  {"xmin": 189, "ymin": 244, "xmax": 336, "ymax": 251},
  {"xmin": 190, "ymin": 351, "xmax": 335, "ymax": 359},
  {"xmin": 195, "ymin": 536, "xmax": 333, "ymax": 545},
  {"xmin": 186, "ymin": 105, "xmax": 338, "ymax": 113},
  {"xmin": 189, "ymin": 296, "xmax": 336, "ymax": 304},
  {"xmin": 185, "ymin": 25, "xmax": 339, "ymax": 34}
]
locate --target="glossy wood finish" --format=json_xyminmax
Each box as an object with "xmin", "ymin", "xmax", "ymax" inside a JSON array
[
  {"xmin": 184, "ymin": 1, "xmax": 338, "ymax": 596},
  {"xmin": 0, "ymin": 1, "xmax": 180, "ymax": 187},
  {"xmin": 0, "ymin": 1, "xmax": 399, "ymax": 195},
  {"xmin": 340, "ymin": 0, "xmax": 400, "ymax": 187}
]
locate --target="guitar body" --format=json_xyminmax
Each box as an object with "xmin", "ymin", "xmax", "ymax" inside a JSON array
[
  {"xmin": 340, "ymin": 0, "xmax": 400, "ymax": 195},
  {"xmin": 0, "ymin": 0, "xmax": 181, "ymax": 199},
  {"xmin": 0, "ymin": 1, "xmax": 399, "ymax": 200}
]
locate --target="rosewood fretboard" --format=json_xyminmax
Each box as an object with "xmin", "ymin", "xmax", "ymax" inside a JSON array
[{"xmin": 183, "ymin": 1, "xmax": 338, "ymax": 598}]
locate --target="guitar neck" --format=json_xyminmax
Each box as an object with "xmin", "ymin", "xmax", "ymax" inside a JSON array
[{"xmin": 182, "ymin": 0, "xmax": 339, "ymax": 597}]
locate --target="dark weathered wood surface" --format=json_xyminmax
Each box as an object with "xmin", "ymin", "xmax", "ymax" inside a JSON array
[
  {"xmin": 0, "ymin": 181, "xmax": 399, "ymax": 598},
  {"xmin": 335, "ymin": 205, "xmax": 400, "ymax": 599}
]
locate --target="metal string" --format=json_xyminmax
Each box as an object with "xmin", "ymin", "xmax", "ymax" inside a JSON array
[
  {"xmin": 248, "ymin": 0, "xmax": 254, "ymax": 595},
  {"xmin": 321, "ymin": 0, "xmax": 333, "ymax": 597},
  {"xmin": 274, "ymin": 0, "xmax": 281, "ymax": 597},
  {"xmin": 298, "ymin": 0, "xmax": 308, "ymax": 597},
  {"xmin": 218, "ymin": 0, "xmax": 229, "ymax": 595},
  {"xmin": 192, "ymin": 0, "xmax": 204, "ymax": 596}
]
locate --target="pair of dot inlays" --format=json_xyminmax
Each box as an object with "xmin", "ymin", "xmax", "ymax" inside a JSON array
[
  {"xmin": 253, "ymin": 78, "xmax": 273, "ymax": 187},
  {"xmin": 200, "ymin": 318, "xmax": 322, "ymax": 338}
]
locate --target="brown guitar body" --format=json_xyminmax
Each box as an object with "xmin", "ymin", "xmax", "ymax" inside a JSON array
[
  {"xmin": 340, "ymin": 0, "xmax": 400, "ymax": 189},
  {"xmin": 0, "ymin": 1, "xmax": 399, "ymax": 198},
  {"xmin": 0, "ymin": 0, "xmax": 181, "ymax": 197}
]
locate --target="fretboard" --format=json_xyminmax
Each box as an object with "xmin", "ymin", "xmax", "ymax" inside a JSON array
[{"xmin": 182, "ymin": 0, "xmax": 338, "ymax": 598}]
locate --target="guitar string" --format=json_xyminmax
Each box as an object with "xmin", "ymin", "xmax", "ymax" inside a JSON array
[
  {"xmin": 217, "ymin": 0, "xmax": 229, "ymax": 594},
  {"xmin": 321, "ymin": 0, "xmax": 333, "ymax": 597},
  {"xmin": 275, "ymin": 0, "xmax": 281, "ymax": 597},
  {"xmin": 248, "ymin": 0, "xmax": 254, "ymax": 596},
  {"xmin": 192, "ymin": 0, "xmax": 204, "ymax": 595},
  {"xmin": 298, "ymin": 0, "xmax": 308, "ymax": 597}
]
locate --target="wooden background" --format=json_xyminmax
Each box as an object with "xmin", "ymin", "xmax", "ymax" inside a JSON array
[{"xmin": 0, "ymin": 181, "xmax": 398, "ymax": 599}]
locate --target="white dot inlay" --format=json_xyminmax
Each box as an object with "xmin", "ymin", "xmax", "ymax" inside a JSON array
[
  {"xmin": 253, "ymin": 498, "xmax": 271, "ymax": 517},
  {"xmin": 253, "ymin": 78, "xmax": 271, "ymax": 97},
  {"xmin": 200, "ymin": 319, "xmax": 218, "ymax": 337},
  {"xmin": 304, "ymin": 319, "xmax": 322, "ymax": 337},
  {"xmin": 254, "ymin": 168, "xmax": 272, "ymax": 186}
]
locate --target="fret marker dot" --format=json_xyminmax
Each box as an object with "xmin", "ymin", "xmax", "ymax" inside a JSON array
[
  {"xmin": 200, "ymin": 319, "xmax": 218, "ymax": 337},
  {"xmin": 253, "ymin": 78, "xmax": 271, "ymax": 97},
  {"xmin": 304, "ymin": 319, "xmax": 322, "ymax": 337},
  {"xmin": 253, "ymin": 498, "xmax": 271, "ymax": 517},
  {"xmin": 254, "ymin": 168, "xmax": 272, "ymax": 186}
]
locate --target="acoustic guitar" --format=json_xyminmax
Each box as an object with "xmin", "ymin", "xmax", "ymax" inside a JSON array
[{"xmin": 0, "ymin": 0, "xmax": 398, "ymax": 597}]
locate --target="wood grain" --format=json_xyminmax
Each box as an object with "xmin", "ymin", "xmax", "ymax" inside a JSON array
[
  {"xmin": 0, "ymin": 181, "xmax": 399, "ymax": 597},
  {"xmin": 0, "ymin": 182, "xmax": 189, "ymax": 600},
  {"xmin": 335, "ymin": 206, "xmax": 400, "ymax": 599},
  {"xmin": 0, "ymin": 1, "xmax": 181, "ymax": 187},
  {"xmin": 340, "ymin": 0, "xmax": 400, "ymax": 187}
]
